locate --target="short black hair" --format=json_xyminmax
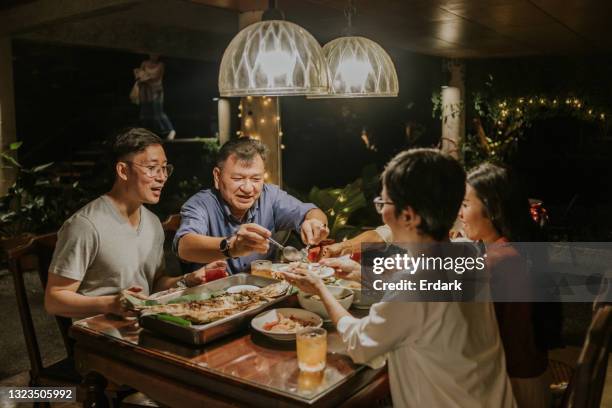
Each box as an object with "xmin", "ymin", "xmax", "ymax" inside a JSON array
[
  {"xmin": 110, "ymin": 127, "xmax": 163, "ymax": 163},
  {"xmin": 216, "ymin": 138, "xmax": 268, "ymax": 168},
  {"xmin": 382, "ymin": 148, "xmax": 466, "ymax": 241},
  {"xmin": 467, "ymin": 163, "xmax": 534, "ymax": 241}
]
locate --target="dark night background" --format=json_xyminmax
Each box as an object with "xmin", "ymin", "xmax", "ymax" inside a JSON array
[{"xmin": 10, "ymin": 40, "xmax": 612, "ymax": 240}]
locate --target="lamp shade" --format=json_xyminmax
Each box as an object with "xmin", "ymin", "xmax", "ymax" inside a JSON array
[
  {"xmin": 219, "ymin": 20, "xmax": 329, "ymax": 97},
  {"xmin": 313, "ymin": 36, "xmax": 398, "ymax": 98}
]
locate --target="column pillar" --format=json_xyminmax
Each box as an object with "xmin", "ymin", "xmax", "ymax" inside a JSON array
[
  {"xmin": 440, "ymin": 59, "xmax": 465, "ymax": 160},
  {"xmin": 239, "ymin": 96, "xmax": 282, "ymax": 186},
  {"xmin": 236, "ymin": 10, "xmax": 282, "ymax": 187},
  {"xmin": 217, "ymin": 98, "xmax": 231, "ymax": 145}
]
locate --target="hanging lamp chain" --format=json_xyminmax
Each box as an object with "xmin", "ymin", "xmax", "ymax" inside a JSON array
[
  {"xmin": 343, "ymin": 0, "xmax": 356, "ymax": 36},
  {"xmin": 263, "ymin": 0, "xmax": 285, "ymax": 21}
]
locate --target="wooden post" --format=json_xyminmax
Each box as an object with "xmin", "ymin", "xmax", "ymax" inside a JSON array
[
  {"xmin": 441, "ymin": 86, "xmax": 462, "ymax": 160},
  {"xmin": 0, "ymin": 37, "xmax": 17, "ymax": 196},
  {"xmin": 217, "ymin": 98, "xmax": 231, "ymax": 145},
  {"xmin": 239, "ymin": 96, "xmax": 282, "ymax": 186},
  {"xmin": 440, "ymin": 59, "xmax": 465, "ymax": 160},
  {"xmin": 237, "ymin": 10, "xmax": 283, "ymax": 187}
]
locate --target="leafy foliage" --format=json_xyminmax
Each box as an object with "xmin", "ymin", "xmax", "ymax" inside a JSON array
[
  {"xmin": 0, "ymin": 143, "xmax": 91, "ymax": 238},
  {"xmin": 306, "ymin": 164, "xmax": 379, "ymax": 241},
  {"xmin": 433, "ymin": 75, "xmax": 611, "ymax": 169}
]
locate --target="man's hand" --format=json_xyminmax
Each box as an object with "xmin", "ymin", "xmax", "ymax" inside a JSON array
[
  {"xmin": 320, "ymin": 257, "xmax": 362, "ymax": 282},
  {"xmin": 230, "ymin": 223, "xmax": 271, "ymax": 257},
  {"xmin": 186, "ymin": 260, "xmax": 229, "ymax": 286},
  {"xmin": 301, "ymin": 219, "xmax": 329, "ymax": 246},
  {"xmin": 109, "ymin": 286, "xmax": 145, "ymax": 318}
]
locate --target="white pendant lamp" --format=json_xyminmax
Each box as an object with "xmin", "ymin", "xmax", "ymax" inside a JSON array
[
  {"xmin": 310, "ymin": 1, "xmax": 398, "ymax": 98},
  {"xmin": 218, "ymin": 5, "xmax": 329, "ymax": 97}
]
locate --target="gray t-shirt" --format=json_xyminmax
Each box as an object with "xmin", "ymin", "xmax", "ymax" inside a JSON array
[{"xmin": 49, "ymin": 195, "xmax": 165, "ymax": 296}]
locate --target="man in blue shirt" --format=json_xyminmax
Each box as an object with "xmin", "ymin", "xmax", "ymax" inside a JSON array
[{"xmin": 174, "ymin": 138, "xmax": 329, "ymax": 274}]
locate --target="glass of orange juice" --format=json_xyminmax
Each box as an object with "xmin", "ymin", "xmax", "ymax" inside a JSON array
[
  {"xmin": 251, "ymin": 259, "xmax": 273, "ymax": 278},
  {"xmin": 296, "ymin": 327, "xmax": 327, "ymax": 372}
]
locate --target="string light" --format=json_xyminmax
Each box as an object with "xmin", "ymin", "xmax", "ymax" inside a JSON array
[{"xmin": 473, "ymin": 93, "xmax": 610, "ymax": 161}]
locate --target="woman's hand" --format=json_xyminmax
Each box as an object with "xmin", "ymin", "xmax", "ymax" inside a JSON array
[
  {"xmin": 320, "ymin": 257, "xmax": 361, "ymax": 282},
  {"xmin": 319, "ymin": 243, "xmax": 344, "ymax": 258},
  {"xmin": 280, "ymin": 267, "xmax": 325, "ymax": 295}
]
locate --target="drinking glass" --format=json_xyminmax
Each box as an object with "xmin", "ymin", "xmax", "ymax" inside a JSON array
[
  {"xmin": 296, "ymin": 327, "xmax": 327, "ymax": 372},
  {"xmin": 251, "ymin": 259, "xmax": 273, "ymax": 278}
]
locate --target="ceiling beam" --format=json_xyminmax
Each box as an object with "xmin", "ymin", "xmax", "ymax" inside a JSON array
[
  {"xmin": 17, "ymin": 19, "xmax": 233, "ymax": 62},
  {"xmin": 0, "ymin": 0, "xmax": 143, "ymax": 35},
  {"xmin": 188, "ymin": 0, "xmax": 267, "ymax": 13}
]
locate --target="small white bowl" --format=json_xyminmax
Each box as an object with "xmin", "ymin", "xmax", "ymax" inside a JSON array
[
  {"xmin": 334, "ymin": 279, "xmax": 375, "ymax": 309},
  {"xmin": 251, "ymin": 308, "xmax": 323, "ymax": 341},
  {"xmin": 298, "ymin": 287, "xmax": 354, "ymax": 319}
]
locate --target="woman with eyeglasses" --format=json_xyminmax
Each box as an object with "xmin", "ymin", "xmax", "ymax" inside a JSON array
[
  {"xmin": 459, "ymin": 163, "xmax": 551, "ymax": 408},
  {"xmin": 282, "ymin": 149, "xmax": 516, "ymax": 408}
]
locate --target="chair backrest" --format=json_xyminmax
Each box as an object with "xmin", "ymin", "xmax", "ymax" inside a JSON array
[
  {"xmin": 161, "ymin": 214, "xmax": 181, "ymax": 234},
  {"xmin": 5, "ymin": 233, "xmax": 73, "ymax": 380},
  {"xmin": 564, "ymin": 304, "xmax": 612, "ymax": 408}
]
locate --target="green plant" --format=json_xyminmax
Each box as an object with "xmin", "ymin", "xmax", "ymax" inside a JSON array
[
  {"xmin": 0, "ymin": 143, "xmax": 90, "ymax": 238},
  {"xmin": 306, "ymin": 164, "xmax": 379, "ymax": 241}
]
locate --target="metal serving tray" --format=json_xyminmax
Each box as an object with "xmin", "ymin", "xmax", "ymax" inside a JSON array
[{"xmin": 139, "ymin": 273, "xmax": 291, "ymax": 345}]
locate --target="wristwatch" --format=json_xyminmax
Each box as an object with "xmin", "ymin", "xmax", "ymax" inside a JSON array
[{"xmin": 220, "ymin": 236, "xmax": 233, "ymax": 258}]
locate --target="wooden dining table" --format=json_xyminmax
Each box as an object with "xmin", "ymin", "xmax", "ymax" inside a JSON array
[{"xmin": 69, "ymin": 300, "xmax": 389, "ymax": 408}]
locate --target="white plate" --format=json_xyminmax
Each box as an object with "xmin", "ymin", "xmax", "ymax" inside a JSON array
[
  {"xmin": 251, "ymin": 308, "xmax": 323, "ymax": 341},
  {"xmin": 272, "ymin": 263, "xmax": 334, "ymax": 279},
  {"xmin": 312, "ymin": 266, "xmax": 334, "ymax": 279},
  {"xmin": 226, "ymin": 284, "xmax": 260, "ymax": 294},
  {"xmin": 272, "ymin": 263, "xmax": 289, "ymax": 272}
]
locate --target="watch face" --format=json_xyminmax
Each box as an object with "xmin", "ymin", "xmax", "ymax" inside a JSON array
[{"xmin": 220, "ymin": 238, "xmax": 228, "ymax": 250}]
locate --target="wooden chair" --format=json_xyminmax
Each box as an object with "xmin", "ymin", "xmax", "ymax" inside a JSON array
[
  {"xmin": 562, "ymin": 304, "xmax": 612, "ymax": 408},
  {"xmin": 5, "ymin": 233, "xmax": 82, "ymax": 404},
  {"xmin": 161, "ymin": 213, "xmax": 181, "ymax": 235}
]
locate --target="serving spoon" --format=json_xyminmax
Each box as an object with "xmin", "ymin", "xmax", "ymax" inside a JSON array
[{"xmin": 267, "ymin": 237, "xmax": 306, "ymax": 262}]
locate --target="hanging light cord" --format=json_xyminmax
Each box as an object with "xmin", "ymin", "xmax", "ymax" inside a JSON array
[
  {"xmin": 263, "ymin": 0, "xmax": 284, "ymax": 20},
  {"xmin": 343, "ymin": 0, "xmax": 356, "ymax": 36}
]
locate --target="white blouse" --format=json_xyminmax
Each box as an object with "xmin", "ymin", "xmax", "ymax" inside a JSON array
[{"xmin": 337, "ymin": 300, "xmax": 517, "ymax": 408}]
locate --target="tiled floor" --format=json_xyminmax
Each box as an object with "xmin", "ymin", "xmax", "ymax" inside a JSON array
[{"xmin": 1, "ymin": 347, "xmax": 610, "ymax": 407}]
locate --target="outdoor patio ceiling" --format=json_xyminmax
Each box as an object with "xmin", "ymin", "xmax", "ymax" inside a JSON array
[
  {"xmin": 1, "ymin": 0, "xmax": 610, "ymax": 60},
  {"xmin": 192, "ymin": 0, "xmax": 612, "ymax": 58}
]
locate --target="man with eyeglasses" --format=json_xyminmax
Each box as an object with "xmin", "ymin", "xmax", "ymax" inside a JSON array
[
  {"xmin": 174, "ymin": 137, "xmax": 329, "ymax": 274},
  {"xmin": 45, "ymin": 128, "xmax": 226, "ymax": 318}
]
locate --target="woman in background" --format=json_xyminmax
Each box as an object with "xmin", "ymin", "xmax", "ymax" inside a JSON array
[
  {"xmin": 460, "ymin": 163, "xmax": 551, "ymax": 408},
  {"xmin": 133, "ymin": 54, "xmax": 176, "ymax": 140}
]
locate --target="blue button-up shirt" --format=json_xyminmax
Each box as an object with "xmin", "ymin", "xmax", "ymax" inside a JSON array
[{"xmin": 173, "ymin": 184, "xmax": 317, "ymax": 274}]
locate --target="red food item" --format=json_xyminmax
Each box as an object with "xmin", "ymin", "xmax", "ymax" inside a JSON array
[
  {"xmin": 350, "ymin": 252, "xmax": 362, "ymax": 262},
  {"xmin": 308, "ymin": 247, "xmax": 321, "ymax": 262},
  {"xmin": 205, "ymin": 267, "xmax": 228, "ymax": 282},
  {"xmin": 307, "ymin": 239, "xmax": 335, "ymax": 262}
]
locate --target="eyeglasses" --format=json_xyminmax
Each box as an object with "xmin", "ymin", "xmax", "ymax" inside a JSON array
[
  {"xmin": 373, "ymin": 196, "xmax": 394, "ymax": 214},
  {"xmin": 124, "ymin": 162, "xmax": 174, "ymax": 178}
]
